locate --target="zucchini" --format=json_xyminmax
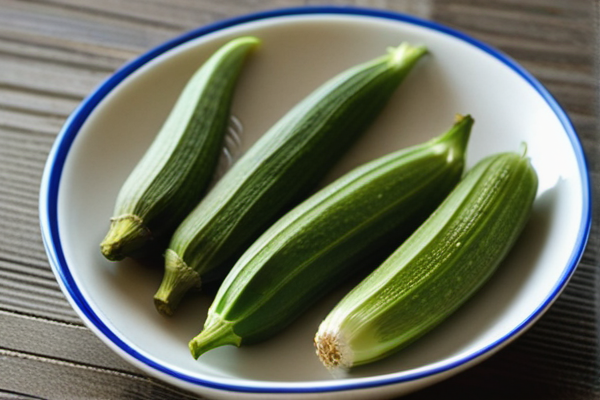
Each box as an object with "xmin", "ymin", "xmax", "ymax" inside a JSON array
[
  {"xmin": 154, "ymin": 42, "xmax": 428, "ymax": 315},
  {"xmin": 314, "ymin": 149, "xmax": 538, "ymax": 369},
  {"xmin": 100, "ymin": 36, "xmax": 260, "ymax": 261},
  {"xmin": 188, "ymin": 115, "xmax": 473, "ymax": 359}
]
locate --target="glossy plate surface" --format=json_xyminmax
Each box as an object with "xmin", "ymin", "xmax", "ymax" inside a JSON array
[{"xmin": 40, "ymin": 6, "xmax": 590, "ymax": 400}]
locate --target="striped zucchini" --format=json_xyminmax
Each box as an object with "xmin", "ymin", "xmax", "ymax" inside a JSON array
[
  {"xmin": 314, "ymin": 150, "xmax": 538, "ymax": 369},
  {"xmin": 100, "ymin": 36, "xmax": 260, "ymax": 261},
  {"xmin": 188, "ymin": 115, "xmax": 473, "ymax": 359},
  {"xmin": 153, "ymin": 42, "xmax": 428, "ymax": 315}
]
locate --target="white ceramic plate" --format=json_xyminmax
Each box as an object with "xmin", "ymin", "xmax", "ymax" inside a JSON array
[{"xmin": 40, "ymin": 6, "xmax": 591, "ymax": 400}]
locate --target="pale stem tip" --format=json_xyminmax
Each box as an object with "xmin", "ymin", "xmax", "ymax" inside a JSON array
[
  {"xmin": 314, "ymin": 330, "xmax": 353, "ymax": 371},
  {"xmin": 188, "ymin": 321, "xmax": 241, "ymax": 359},
  {"xmin": 519, "ymin": 142, "xmax": 528, "ymax": 157},
  {"xmin": 387, "ymin": 42, "xmax": 427, "ymax": 67},
  {"xmin": 435, "ymin": 113, "xmax": 473, "ymax": 154},
  {"xmin": 153, "ymin": 249, "xmax": 201, "ymax": 316},
  {"xmin": 100, "ymin": 214, "xmax": 152, "ymax": 261}
]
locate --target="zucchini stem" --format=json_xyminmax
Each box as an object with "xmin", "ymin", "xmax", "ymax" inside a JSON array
[
  {"xmin": 153, "ymin": 249, "xmax": 201, "ymax": 316},
  {"xmin": 519, "ymin": 141, "xmax": 528, "ymax": 157},
  {"xmin": 100, "ymin": 214, "xmax": 152, "ymax": 261},
  {"xmin": 436, "ymin": 114, "xmax": 473, "ymax": 148},
  {"xmin": 189, "ymin": 319, "xmax": 241, "ymax": 359},
  {"xmin": 314, "ymin": 330, "xmax": 353, "ymax": 370},
  {"xmin": 387, "ymin": 43, "xmax": 428, "ymax": 70}
]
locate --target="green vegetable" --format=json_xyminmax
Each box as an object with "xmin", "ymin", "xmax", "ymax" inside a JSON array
[
  {"xmin": 100, "ymin": 36, "xmax": 260, "ymax": 261},
  {"xmin": 314, "ymin": 149, "xmax": 538, "ymax": 369},
  {"xmin": 153, "ymin": 42, "xmax": 428, "ymax": 315},
  {"xmin": 188, "ymin": 115, "xmax": 473, "ymax": 359}
]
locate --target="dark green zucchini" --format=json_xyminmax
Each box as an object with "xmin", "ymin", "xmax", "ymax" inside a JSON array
[
  {"xmin": 100, "ymin": 36, "xmax": 260, "ymax": 261},
  {"xmin": 154, "ymin": 42, "xmax": 428, "ymax": 315},
  {"xmin": 188, "ymin": 115, "xmax": 473, "ymax": 358},
  {"xmin": 315, "ymin": 149, "xmax": 538, "ymax": 369}
]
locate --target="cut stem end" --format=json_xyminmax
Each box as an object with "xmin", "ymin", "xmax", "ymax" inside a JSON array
[
  {"xmin": 153, "ymin": 249, "xmax": 201, "ymax": 316},
  {"xmin": 314, "ymin": 330, "xmax": 353, "ymax": 370},
  {"xmin": 100, "ymin": 214, "xmax": 152, "ymax": 261},
  {"xmin": 189, "ymin": 319, "xmax": 241, "ymax": 359}
]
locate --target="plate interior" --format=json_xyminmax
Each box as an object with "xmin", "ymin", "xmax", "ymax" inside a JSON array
[{"xmin": 56, "ymin": 14, "xmax": 584, "ymax": 387}]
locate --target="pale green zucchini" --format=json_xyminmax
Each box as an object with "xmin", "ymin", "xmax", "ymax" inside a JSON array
[
  {"xmin": 154, "ymin": 42, "xmax": 428, "ymax": 315},
  {"xmin": 188, "ymin": 115, "xmax": 473, "ymax": 358},
  {"xmin": 314, "ymin": 149, "xmax": 538, "ymax": 369},
  {"xmin": 100, "ymin": 36, "xmax": 260, "ymax": 261}
]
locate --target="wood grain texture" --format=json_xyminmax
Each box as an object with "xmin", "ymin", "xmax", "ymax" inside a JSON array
[{"xmin": 0, "ymin": 0, "xmax": 597, "ymax": 399}]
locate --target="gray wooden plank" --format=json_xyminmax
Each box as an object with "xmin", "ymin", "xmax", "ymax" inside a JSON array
[
  {"xmin": 0, "ymin": 310, "xmax": 136, "ymax": 372},
  {"xmin": 0, "ymin": 0, "xmax": 181, "ymax": 52},
  {"xmin": 0, "ymin": 390, "xmax": 46, "ymax": 400},
  {"xmin": 0, "ymin": 258, "xmax": 56, "ymax": 281},
  {"xmin": 0, "ymin": 36, "xmax": 122, "ymax": 73},
  {"xmin": 0, "ymin": 56, "xmax": 109, "ymax": 101},
  {"xmin": 0, "ymin": 348, "xmax": 202, "ymax": 400},
  {"xmin": 36, "ymin": 0, "xmax": 314, "ymax": 29},
  {"xmin": 0, "ymin": 87, "xmax": 78, "ymax": 119},
  {"xmin": 17, "ymin": 0, "xmax": 230, "ymax": 30},
  {"xmin": 0, "ymin": 30, "xmax": 136, "ymax": 66},
  {"xmin": 0, "ymin": 108, "xmax": 64, "ymax": 136}
]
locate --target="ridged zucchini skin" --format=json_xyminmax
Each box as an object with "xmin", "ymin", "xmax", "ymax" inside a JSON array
[
  {"xmin": 100, "ymin": 36, "xmax": 260, "ymax": 261},
  {"xmin": 314, "ymin": 150, "xmax": 538, "ymax": 369},
  {"xmin": 187, "ymin": 116, "xmax": 473, "ymax": 359},
  {"xmin": 154, "ymin": 43, "xmax": 428, "ymax": 315}
]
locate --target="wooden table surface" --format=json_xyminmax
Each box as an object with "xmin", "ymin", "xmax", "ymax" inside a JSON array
[{"xmin": 0, "ymin": 0, "xmax": 598, "ymax": 399}]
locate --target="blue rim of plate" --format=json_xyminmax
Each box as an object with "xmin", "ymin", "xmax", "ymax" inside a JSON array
[{"xmin": 39, "ymin": 5, "xmax": 591, "ymax": 395}]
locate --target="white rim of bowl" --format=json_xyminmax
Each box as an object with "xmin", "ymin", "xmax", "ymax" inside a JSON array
[{"xmin": 39, "ymin": 5, "xmax": 591, "ymax": 395}]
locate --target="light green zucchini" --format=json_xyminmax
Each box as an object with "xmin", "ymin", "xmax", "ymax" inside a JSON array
[
  {"xmin": 100, "ymin": 36, "xmax": 260, "ymax": 261},
  {"xmin": 153, "ymin": 42, "xmax": 428, "ymax": 315},
  {"xmin": 187, "ymin": 115, "xmax": 473, "ymax": 358},
  {"xmin": 314, "ymin": 149, "xmax": 538, "ymax": 369}
]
